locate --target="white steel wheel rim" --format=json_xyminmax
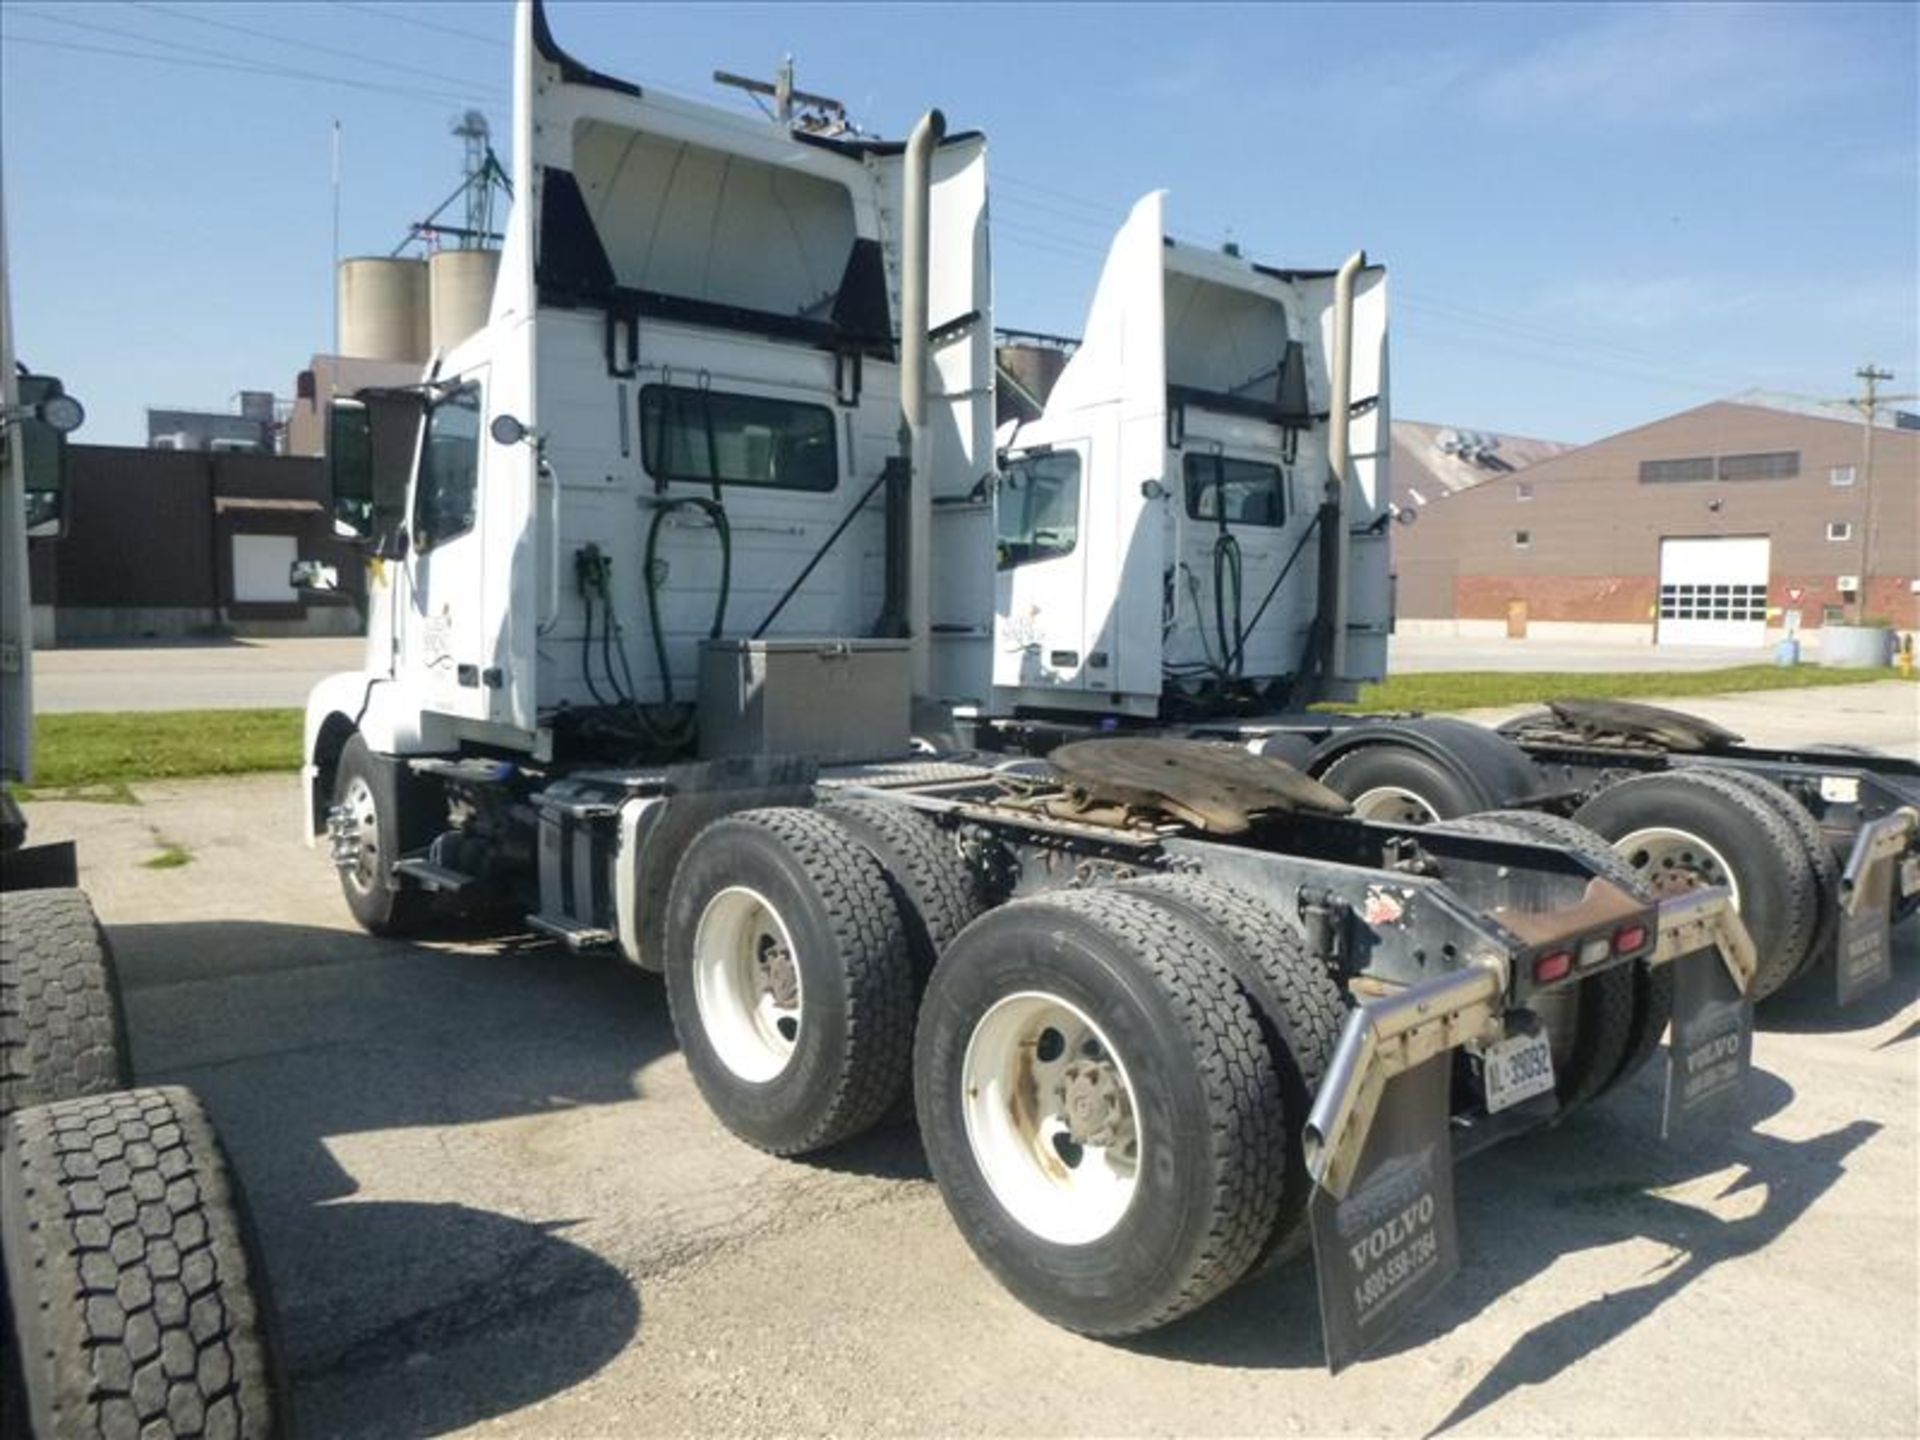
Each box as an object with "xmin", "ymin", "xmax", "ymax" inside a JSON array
[
  {"xmin": 692, "ymin": 886, "xmax": 805, "ymax": 1083},
  {"xmin": 1615, "ymin": 826, "xmax": 1745, "ymax": 910},
  {"xmin": 1350, "ymin": 785, "xmax": 1441, "ymax": 825},
  {"xmin": 342, "ymin": 774, "xmax": 381, "ymax": 895},
  {"xmin": 962, "ymin": 991, "xmax": 1143, "ymax": 1246}
]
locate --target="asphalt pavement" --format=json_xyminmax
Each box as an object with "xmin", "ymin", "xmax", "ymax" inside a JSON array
[{"xmin": 15, "ymin": 681, "xmax": 1918, "ymax": 1437}]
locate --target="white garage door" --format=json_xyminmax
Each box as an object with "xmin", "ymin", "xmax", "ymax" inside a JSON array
[
  {"xmin": 1657, "ymin": 536, "xmax": 1770, "ymax": 647},
  {"xmin": 232, "ymin": 533, "xmax": 298, "ymax": 604}
]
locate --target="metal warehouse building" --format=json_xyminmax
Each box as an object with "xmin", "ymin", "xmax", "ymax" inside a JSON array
[{"xmin": 1393, "ymin": 397, "xmax": 1919, "ymax": 646}]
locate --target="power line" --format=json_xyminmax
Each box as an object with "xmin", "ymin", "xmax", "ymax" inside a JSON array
[
  {"xmin": 333, "ymin": 1, "xmax": 507, "ymax": 50},
  {"xmin": 0, "ymin": 21, "xmax": 489, "ymax": 110},
  {"xmin": 128, "ymin": 0, "xmax": 505, "ymax": 100}
]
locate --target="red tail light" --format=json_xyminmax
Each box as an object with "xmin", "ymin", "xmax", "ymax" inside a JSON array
[
  {"xmin": 1613, "ymin": 924, "xmax": 1649, "ymax": 955},
  {"xmin": 1533, "ymin": 950, "xmax": 1574, "ymax": 984}
]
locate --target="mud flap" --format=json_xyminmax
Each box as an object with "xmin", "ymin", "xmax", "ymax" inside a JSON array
[
  {"xmin": 1833, "ymin": 809, "xmax": 1915, "ymax": 1006},
  {"xmin": 1309, "ymin": 1055, "xmax": 1460, "ymax": 1374},
  {"xmin": 1663, "ymin": 950, "xmax": 1754, "ymax": 1136}
]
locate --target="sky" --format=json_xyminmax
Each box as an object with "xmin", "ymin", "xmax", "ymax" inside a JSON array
[{"xmin": 2, "ymin": 0, "xmax": 1915, "ymax": 448}]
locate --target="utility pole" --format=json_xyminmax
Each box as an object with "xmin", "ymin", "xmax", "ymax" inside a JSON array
[
  {"xmin": 1851, "ymin": 364, "xmax": 1895, "ymax": 624},
  {"xmin": 712, "ymin": 61, "xmax": 848, "ymax": 134}
]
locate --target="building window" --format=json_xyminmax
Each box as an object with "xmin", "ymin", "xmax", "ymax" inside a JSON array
[
  {"xmin": 1717, "ymin": 450, "xmax": 1799, "ymax": 481},
  {"xmin": 1640, "ymin": 456, "xmax": 1714, "ymax": 484},
  {"xmin": 1830, "ymin": 465, "xmax": 1857, "ymax": 487},
  {"xmin": 1515, "ymin": 481, "xmax": 1534, "ymax": 501},
  {"xmin": 997, "ymin": 450, "xmax": 1082, "ymax": 569},
  {"xmin": 1827, "ymin": 520, "xmax": 1853, "ymax": 541},
  {"xmin": 639, "ymin": 384, "xmax": 838, "ymax": 492},
  {"xmin": 1659, "ymin": 583, "xmax": 1767, "ymax": 623},
  {"xmin": 1183, "ymin": 453, "xmax": 1286, "ymax": 527},
  {"xmin": 1513, "ymin": 530, "xmax": 1531, "ymax": 549}
]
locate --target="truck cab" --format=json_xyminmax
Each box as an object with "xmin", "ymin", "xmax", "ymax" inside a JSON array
[
  {"xmin": 992, "ymin": 192, "xmax": 1392, "ymax": 721},
  {"xmin": 303, "ymin": 0, "xmax": 996, "ymax": 836}
]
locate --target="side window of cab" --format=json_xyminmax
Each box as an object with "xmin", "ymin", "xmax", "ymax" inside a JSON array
[
  {"xmin": 996, "ymin": 450, "xmax": 1082, "ymax": 569},
  {"xmin": 414, "ymin": 383, "xmax": 481, "ymax": 551}
]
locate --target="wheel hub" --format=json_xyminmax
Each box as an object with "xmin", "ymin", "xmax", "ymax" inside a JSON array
[
  {"xmin": 1057, "ymin": 1058, "xmax": 1130, "ymax": 1150},
  {"xmin": 755, "ymin": 934, "xmax": 799, "ymax": 1010}
]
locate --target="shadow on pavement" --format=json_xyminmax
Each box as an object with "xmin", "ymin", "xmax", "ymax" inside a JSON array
[
  {"xmin": 1759, "ymin": 917, "xmax": 1918, "ymax": 1036},
  {"xmin": 1129, "ymin": 1061, "xmax": 1877, "ymax": 1413},
  {"xmin": 111, "ymin": 918, "xmax": 662, "ymax": 1438}
]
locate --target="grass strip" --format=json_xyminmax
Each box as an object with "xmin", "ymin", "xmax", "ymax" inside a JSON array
[
  {"xmin": 1333, "ymin": 665, "xmax": 1911, "ymax": 714},
  {"xmin": 27, "ymin": 708, "xmax": 303, "ymax": 791},
  {"xmin": 16, "ymin": 665, "xmax": 1908, "ymax": 789}
]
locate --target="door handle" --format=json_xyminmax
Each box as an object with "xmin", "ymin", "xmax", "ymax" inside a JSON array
[{"xmin": 537, "ymin": 460, "xmax": 560, "ymax": 633}]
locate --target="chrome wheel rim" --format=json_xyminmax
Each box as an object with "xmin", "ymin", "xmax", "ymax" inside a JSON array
[{"xmin": 342, "ymin": 774, "xmax": 381, "ymax": 896}]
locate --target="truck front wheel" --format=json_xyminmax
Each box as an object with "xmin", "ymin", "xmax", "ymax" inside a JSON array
[
  {"xmin": 914, "ymin": 889, "xmax": 1284, "ymax": 1335},
  {"xmin": 331, "ymin": 734, "xmax": 437, "ymax": 936}
]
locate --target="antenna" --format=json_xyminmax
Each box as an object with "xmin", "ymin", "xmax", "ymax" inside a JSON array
[{"xmin": 330, "ymin": 119, "xmax": 342, "ymax": 353}]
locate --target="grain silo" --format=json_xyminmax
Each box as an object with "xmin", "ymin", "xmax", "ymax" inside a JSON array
[
  {"xmin": 428, "ymin": 248, "xmax": 501, "ymax": 353},
  {"xmin": 337, "ymin": 257, "xmax": 429, "ymax": 364}
]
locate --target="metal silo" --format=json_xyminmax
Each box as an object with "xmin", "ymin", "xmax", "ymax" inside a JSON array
[
  {"xmin": 337, "ymin": 257, "xmax": 430, "ymax": 363},
  {"xmin": 427, "ymin": 248, "xmax": 501, "ymax": 353}
]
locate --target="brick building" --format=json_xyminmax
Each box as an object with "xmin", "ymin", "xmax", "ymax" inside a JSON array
[
  {"xmin": 27, "ymin": 446, "xmax": 365, "ymax": 644},
  {"xmin": 1393, "ymin": 398, "xmax": 1918, "ymax": 645}
]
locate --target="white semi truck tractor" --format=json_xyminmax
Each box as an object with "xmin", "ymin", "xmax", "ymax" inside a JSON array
[
  {"xmin": 297, "ymin": 1, "xmax": 1765, "ymax": 1366},
  {"xmin": 0, "ymin": 178, "xmax": 286, "ymax": 1436}
]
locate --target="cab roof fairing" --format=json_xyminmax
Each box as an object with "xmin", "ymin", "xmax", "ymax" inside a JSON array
[
  {"xmin": 514, "ymin": 1, "xmax": 988, "ymax": 309},
  {"xmin": 1025, "ymin": 192, "xmax": 1326, "ymax": 441}
]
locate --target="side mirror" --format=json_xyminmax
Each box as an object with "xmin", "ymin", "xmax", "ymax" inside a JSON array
[
  {"xmin": 327, "ymin": 391, "xmax": 423, "ymax": 558},
  {"xmin": 327, "ymin": 400, "xmax": 375, "ymax": 542},
  {"xmin": 290, "ymin": 559, "xmax": 340, "ymax": 593},
  {"xmin": 490, "ymin": 413, "xmax": 529, "ymax": 447},
  {"xmin": 11, "ymin": 374, "xmax": 82, "ymax": 538}
]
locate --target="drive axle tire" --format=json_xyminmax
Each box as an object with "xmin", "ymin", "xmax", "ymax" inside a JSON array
[
  {"xmin": 914, "ymin": 889, "xmax": 1285, "ymax": 1336},
  {"xmin": 332, "ymin": 733, "xmax": 438, "ymax": 937},
  {"xmin": 819, "ymin": 798, "xmax": 987, "ymax": 980},
  {"xmin": 664, "ymin": 808, "xmax": 914, "ymax": 1155},
  {"xmin": 1, "ymin": 889, "xmax": 131, "ymax": 1121},
  {"xmin": 1118, "ymin": 875, "xmax": 1343, "ymax": 1268},
  {"xmin": 1575, "ymin": 769, "xmax": 1818, "ymax": 1001},
  {"xmin": 1679, "ymin": 766, "xmax": 1840, "ymax": 985},
  {"xmin": 1, "ymin": 1087, "xmax": 284, "ymax": 1439},
  {"xmin": 1319, "ymin": 745, "xmax": 1493, "ymax": 824}
]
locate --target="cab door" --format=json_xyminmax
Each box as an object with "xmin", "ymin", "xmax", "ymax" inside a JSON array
[
  {"xmin": 400, "ymin": 370, "xmax": 496, "ymax": 723},
  {"xmin": 992, "ymin": 442, "xmax": 1092, "ymax": 694}
]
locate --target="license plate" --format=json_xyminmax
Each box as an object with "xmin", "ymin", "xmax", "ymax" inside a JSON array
[{"xmin": 1482, "ymin": 1031, "xmax": 1556, "ymax": 1114}]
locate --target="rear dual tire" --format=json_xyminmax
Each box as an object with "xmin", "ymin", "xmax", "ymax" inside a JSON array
[
  {"xmin": 663, "ymin": 808, "xmax": 916, "ymax": 1156},
  {"xmin": 1575, "ymin": 769, "xmax": 1822, "ymax": 1001},
  {"xmin": 913, "ymin": 888, "xmax": 1289, "ymax": 1336}
]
